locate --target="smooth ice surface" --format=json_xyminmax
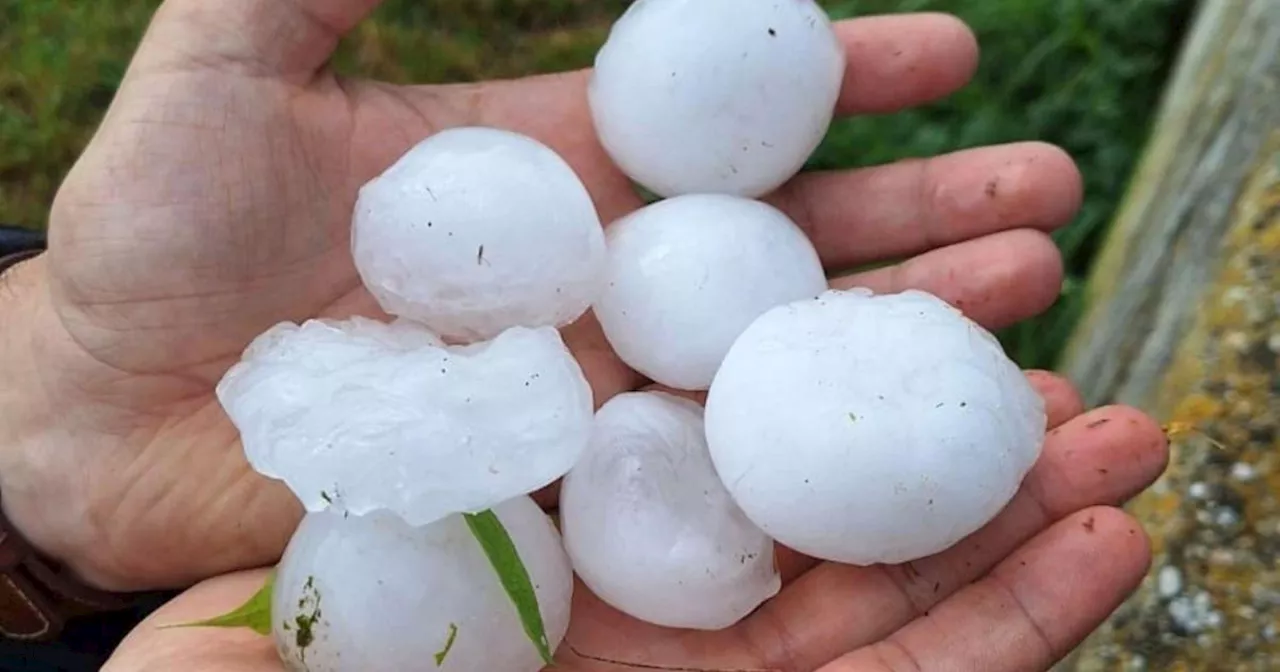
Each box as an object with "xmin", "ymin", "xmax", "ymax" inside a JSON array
[
  {"xmin": 351, "ymin": 126, "xmax": 607, "ymax": 343},
  {"xmin": 273, "ymin": 496, "xmax": 573, "ymax": 672},
  {"xmin": 593, "ymin": 194, "xmax": 827, "ymax": 390},
  {"xmin": 560, "ymin": 391, "xmax": 780, "ymax": 630},
  {"xmin": 704, "ymin": 289, "xmax": 1046, "ymax": 565},
  {"xmin": 215, "ymin": 317, "xmax": 594, "ymax": 526},
  {"xmin": 589, "ymin": 0, "xmax": 845, "ymax": 197}
]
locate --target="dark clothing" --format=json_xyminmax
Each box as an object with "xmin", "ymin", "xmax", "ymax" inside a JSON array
[
  {"xmin": 0, "ymin": 595, "xmax": 172, "ymax": 671},
  {"xmin": 0, "ymin": 226, "xmax": 45, "ymax": 258}
]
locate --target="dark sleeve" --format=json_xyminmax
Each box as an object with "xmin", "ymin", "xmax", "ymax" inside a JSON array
[
  {"xmin": 0, "ymin": 225, "xmax": 46, "ymax": 257},
  {"xmin": 0, "ymin": 592, "xmax": 176, "ymax": 671}
]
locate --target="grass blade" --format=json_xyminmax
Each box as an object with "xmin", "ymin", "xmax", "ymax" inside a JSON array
[
  {"xmin": 159, "ymin": 570, "xmax": 275, "ymax": 636},
  {"xmin": 463, "ymin": 509, "xmax": 554, "ymax": 664}
]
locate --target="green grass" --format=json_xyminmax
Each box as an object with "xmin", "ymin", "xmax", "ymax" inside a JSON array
[
  {"xmin": 0, "ymin": 0, "xmax": 1192, "ymax": 370},
  {"xmin": 813, "ymin": 0, "xmax": 1194, "ymax": 369}
]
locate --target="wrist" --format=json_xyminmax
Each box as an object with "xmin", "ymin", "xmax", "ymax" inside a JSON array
[
  {"xmin": 0, "ymin": 252, "xmax": 154, "ymax": 643},
  {"xmin": 0, "ymin": 256, "xmax": 96, "ymax": 578},
  {"xmin": 0, "ymin": 253, "xmax": 110, "ymax": 567},
  {"xmin": 0, "ymin": 254, "xmax": 165, "ymax": 596}
]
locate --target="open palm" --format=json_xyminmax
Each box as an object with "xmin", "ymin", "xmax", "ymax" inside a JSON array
[
  {"xmin": 2, "ymin": 2, "xmax": 1167, "ymax": 669},
  {"xmin": 105, "ymin": 394, "xmax": 1167, "ymax": 672}
]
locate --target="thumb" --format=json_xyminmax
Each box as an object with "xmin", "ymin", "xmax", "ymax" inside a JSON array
[
  {"xmin": 134, "ymin": 0, "xmax": 383, "ymax": 82},
  {"xmin": 104, "ymin": 569, "xmax": 282, "ymax": 672}
]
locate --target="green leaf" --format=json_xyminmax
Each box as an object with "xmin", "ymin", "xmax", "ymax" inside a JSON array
[
  {"xmin": 160, "ymin": 570, "xmax": 275, "ymax": 636},
  {"xmin": 434, "ymin": 622, "xmax": 459, "ymax": 666},
  {"xmin": 463, "ymin": 510, "xmax": 554, "ymax": 665}
]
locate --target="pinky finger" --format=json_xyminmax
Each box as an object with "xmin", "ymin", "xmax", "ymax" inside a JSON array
[{"xmin": 822, "ymin": 507, "xmax": 1150, "ymax": 672}]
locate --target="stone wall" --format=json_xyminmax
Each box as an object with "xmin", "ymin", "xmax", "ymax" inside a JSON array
[{"xmin": 1058, "ymin": 1, "xmax": 1280, "ymax": 669}]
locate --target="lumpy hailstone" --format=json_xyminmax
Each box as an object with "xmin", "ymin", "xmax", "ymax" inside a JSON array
[
  {"xmin": 273, "ymin": 496, "xmax": 573, "ymax": 672},
  {"xmin": 560, "ymin": 391, "xmax": 780, "ymax": 630},
  {"xmin": 215, "ymin": 317, "xmax": 594, "ymax": 526},
  {"xmin": 589, "ymin": 0, "xmax": 845, "ymax": 198},
  {"xmin": 351, "ymin": 126, "xmax": 607, "ymax": 343},
  {"xmin": 593, "ymin": 194, "xmax": 827, "ymax": 390},
  {"xmin": 704, "ymin": 289, "xmax": 1046, "ymax": 565}
]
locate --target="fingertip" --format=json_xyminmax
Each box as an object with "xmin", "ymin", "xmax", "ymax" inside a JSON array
[
  {"xmin": 830, "ymin": 506, "xmax": 1154, "ymax": 672},
  {"xmin": 1060, "ymin": 506, "xmax": 1153, "ymax": 586},
  {"xmin": 833, "ymin": 228, "xmax": 1066, "ymax": 330},
  {"xmin": 992, "ymin": 506, "xmax": 1151, "ymax": 653},
  {"xmin": 1031, "ymin": 405, "xmax": 1171, "ymax": 519},
  {"xmin": 832, "ymin": 12, "xmax": 981, "ymax": 115},
  {"xmin": 1087, "ymin": 404, "xmax": 1172, "ymax": 483},
  {"xmin": 1016, "ymin": 142, "xmax": 1085, "ymax": 232},
  {"xmin": 1025, "ymin": 370, "xmax": 1085, "ymax": 429},
  {"xmin": 1101, "ymin": 403, "xmax": 1169, "ymax": 449},
  {"xmin": 988, "ymin": 228, "xmax": 1065, "ymax": 325},
  {"xmin": 923, "ymin": 12, "xmax": 981, "ymax": 84}
]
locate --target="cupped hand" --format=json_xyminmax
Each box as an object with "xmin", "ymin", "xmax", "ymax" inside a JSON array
[
  {"xmin": 102, "ymin": 391, "xmax": 1169, "ymax": 672},
  {"xmin": 1, "ymin": 0, "xmax": 1086, "ymax": 593}
]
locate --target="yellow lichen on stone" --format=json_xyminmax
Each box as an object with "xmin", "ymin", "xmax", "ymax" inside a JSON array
[
  {"xmin": 1171, "ymin": 394, "xmax": 1225, "ymax": 426},
  {"xmin": 1066, "ymin": 135, "xmax": 1280, "ymax": 671},
  {"xmin": 1259, "ymin": 221, "xmax": 1280, "ymax": 252}
]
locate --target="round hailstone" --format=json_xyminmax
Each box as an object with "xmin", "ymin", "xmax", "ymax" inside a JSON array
[
  {"xmin": 704, "ymin": 289, "xmax": 1046, "ymax": 565},
  {"xmin": 351, "ymin": 126, "xmax": 607, "ymax": 343},
  {"xmin": 215, "ymin": 317, "xmax": 594, "ymax": 527},
  {"xmin": 589, "ymin": 0, "xmax": 845, "ymax": 198},
  {"xmin": 560, "ymin": 391, "xmax": 781, "ymax": 630},
  {"xmin": 593, "ymin": 194, "xmax": 827, "ymax": 390},
  {"xmin": 272, "ymin": 496, "xmax": 573, "ymax": 672}
]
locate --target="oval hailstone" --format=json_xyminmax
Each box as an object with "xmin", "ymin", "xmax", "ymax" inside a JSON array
[
  {"xmin": 704, "ymin": 289, "xmax": 1046, "ymax": 565},
  {"xmin": 593, "ymin": 194, "xmax": 827, "ymax": 390},
  {"xmin": 589, "ymin": 0, "xmax": 845, "ymax": 198},
  {"xmin": 215, "ymin": 317, "xmax": 594, "ymax": 526},
  {"xmin": 560, "ymin": 391, "xmax": 781, "ymax": 630},
  {"xmin": 351, "ymin": 126, "xmax": 607, "ymax": 343},
  {"xmin": 273, "ymin": 496, "xmax": 573, "ymax": 672}
]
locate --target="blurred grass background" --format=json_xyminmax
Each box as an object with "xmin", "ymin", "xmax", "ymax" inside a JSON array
[{"xmin": 1, "ymin": 0, "xmax": 1193, "ymax": 370}]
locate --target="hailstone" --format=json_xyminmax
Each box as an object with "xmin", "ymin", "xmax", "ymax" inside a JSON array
[
  {"xmin": 272, "ymin": 496, "xmax": 573, "ymax": 672},
  {"xmin": 588, "ymin": 0, "xmax": 845, "ymax": 198},
  {"xmin": 215, "ymin": 317, "xmax": 594, "ymax": 527},
  {"xmin": 593, "ymin": 194, "xmax": 827, "ymax": 390},
  {"xmin": 351, "ymin": 126, "xmax": 607, "ymax": 343},
  {"xmin": 560, "ymin": 391, "xmax": 780, "ymax": 630},
  {"xmin": 703, "ymin": 289, "xmax": 1046, "ymax": 565}
]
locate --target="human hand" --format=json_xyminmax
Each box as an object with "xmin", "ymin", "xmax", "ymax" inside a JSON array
[
  {"xmin": 101, "ymin": 393, "xmax": 1168, "ymax": 672},
  {"xmin": 1, "ymin": 0, "xmax": 1088, "ymax": 593}
]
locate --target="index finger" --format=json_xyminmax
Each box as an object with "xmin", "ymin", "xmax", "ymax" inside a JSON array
[{"xmin": 831, "ymin": 13, "xmax": 979, "ymax": 116}]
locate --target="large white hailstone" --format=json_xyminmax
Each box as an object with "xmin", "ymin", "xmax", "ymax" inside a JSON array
[
  {"xmin": 589, "ymin": 0, "xmax": 845, "ymax": 198},
  {"xmin": 704, "ymin": 289, "xmax": 1046, "ymax": 565},
  {"xmin": 560, "ymin": 391, "xmax": 781, "ymax": 630},
  {"xmin": 272, "ymin": 496, "xmax": 573, "ymax": 672},
  {"xmin": 215, "ymin": 316, "xmax": 594, "ymax": 526},
  {"xmin": 351, "ymin": 126, "xmax": 607, "ymax": 343},
  {"xmin": 593, "ymin": 194, "xmax": 827, "ymax": 390}
]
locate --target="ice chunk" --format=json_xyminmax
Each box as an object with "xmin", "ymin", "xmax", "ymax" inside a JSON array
[
  {"xmin": 351, "ymin": 126, "xmax": 607, "ymax": 343},
  {"xmin": 593, "ymin": 194, "xmax": 827, "ymax": 390},
  {"xmin": 589, "ymin": 0, "xmax": 845, "ymax": 197},
  {"xmin": 216, "ymin": 317, "xmax": 594, "ymax": 526},
  {"xmin": 273, "ymin": 496, "xmax": 573, "ymax": 672},
  {"xmin": 560, "ymin": 391, "xmax": 780, "ymax": 629},
  {"xmin": 704, "ymin": 289, "xmax": 1046, "ymax": 565}
]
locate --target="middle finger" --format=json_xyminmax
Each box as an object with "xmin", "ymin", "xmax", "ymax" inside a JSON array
[{"xmin": 769, "ymin": 142, "xmax": 1084, "ymax": 274}]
